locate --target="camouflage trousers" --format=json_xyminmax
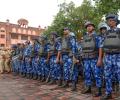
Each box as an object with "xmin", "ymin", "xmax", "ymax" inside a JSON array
[
  {"xmin": 71, "ymin": 64, "xmax": 79, "ymax": 82},
  {"xmin": 19, "ymin": 60, "xmax": 25, "ymax": 73},
  {"xmin": 83, "ymin": 58, "xmax": 103, "ymax": 88},
  {"xmin": 11, "ymin": 58, "xmax": 20, "ymax": 73},
  {"xmin": 104, "ymin": 53, "xmax": 120, "ymax": 95},
  {"xmin": 49, "ymin": 55, "xmax": 62, "ymax": 80},
  {"xmin": 25, "ymin": 57, "xmax": 32, "ymax": 74},
  {"xmin": 38, "ymin": 57, "xmax": 47, "ymax": 77},
  {"xmin": 31, "ymin": 56, "xmax": 39, "ymax": 75},
  {"xmin": 62, "ymin": 54, "xmax": 72, "ymax": 81}
]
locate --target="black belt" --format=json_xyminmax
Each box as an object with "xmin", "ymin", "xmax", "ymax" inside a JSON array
[
  {"xmin": 39, "ymin": 53, "xmax": 47, "ymax": 56},
  {"xmin": 81, "ymin": 52, "xmax": 98, "ymax": 59},
  {"xmin": 106, "ymin": 52, "xmax": 120, "ymax": 55},
  {"xmin": 104, "ymin": 50, "xmax": 120, "ymax": 54}
]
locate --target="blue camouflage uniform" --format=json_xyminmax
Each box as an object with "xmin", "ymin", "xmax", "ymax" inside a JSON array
[
  {"xmin": 12, "ymin": 46, "xmax": 21, "ymax": 74},
  {"xmin": 103, "ymin": 28, "xmax": 120, "ymax": 95},
  {"xmin": 49, "ymin": 38, "xmax": 62, "ymax": 80},
  {"xmin": 38, "ymin": 42, "xmax": 49, "ymax": 78},
  {"xmin": 71, "ymin": 39, "xmax": 79, "ymax": 82},
  {"xmin": 19, "ymin": 46, "xmax": 25, "ymax": 74},
  {"xmin": 31, "ymin": 41, "xmax": 41, "ymax": 76},
  {"xmin": 23, "ymin": 44, "xmax": 33, "ymax": 74},
  {"xmin": 78, "ymin": 41, "xmax": 84, "ymax": 76},
  {"xmin": 62, "ymin": 35, "xmax": 77, "ymax": 81},
  {"xmin": 11, "ymin": 45, "xmax": 17, "ymax": 74},
  {"xmin": 82, "ymin": 32, "xmax": 103, "ymax": 88}
]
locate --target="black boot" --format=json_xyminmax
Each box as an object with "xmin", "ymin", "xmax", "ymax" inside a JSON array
[
  {"xmin": 29, "ymin": 73, "xmax": 33, "ymax": 79},
  {"xmin": 20, "ymin": 72, "xmax": 24, "ymax": 77},
  {"xmin": 94, "ymin": 87, "xmax": 102, "ymax": 97},
  {"xmin": 33, "ymin": 74, "xmax": 38, "ymax": 80},
  {"xmin": 112, "ymin": 82, "xmax": 115, "ymax": 92},
  {"xmin": 21, "ymin": 72, "xmax": 24, "ymax": 77},
  {"xmin": 41, "ymin": 76, "xmax": 46, "ymax": 82},
  {"xmin": 58, "ymin": 79, "xmax": 62, "ymax": 86},
  {"xmin": 48, "ymin": 79, "xmax": 56, "ymax": 85},
  {"xmin": 13, "ymin": 71, "xmax": 17, "ymax": 76},
  {"xmin": 17, "ymin": 71, "xmax": 19, "ymax": 75},
  {"xmin": 81, "ymin": 86, "xmax": 91, "ymax": 94},
  {"xmin": 115, "ymin": 82, "xmax": 119, "ymax": 92},
  {"xmin": 46, "ymin": 78, "xmax": 50, "ymax": 83},
  {"xmin": 71, "ymin": 82, "xmax": 77, "ymax": 91},
  {"xmin": 100, "ymin": 94, "xmax": 112, "ymax": 100},
  {"xmin": 37, "ymin": 75, "xmax": 42, "ymax": 81},
  {"xmin": 13, "ymin": 72, "xmax": 17, "ymax": 76},
  {"xmin": 61, "ymin": 81, "xmax": 69, "ymax": 88},
  {"xmin": 22, "ymin": 73, "xmax": 26, "ymax": 78},
  {"xmin": 19, "ymin": 72, "xmax": 22, "ymax": 76},
  {"xmin": 26, "ymin": 73, "xmax": 30, "ymax": 79}
]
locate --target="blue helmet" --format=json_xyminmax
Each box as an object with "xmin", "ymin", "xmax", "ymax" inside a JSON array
[
  {"xmin": 84, "ymin": 21, "xmax": 95, "ymax": 28},
  {"xmin": 25, "ymin": 40, "xmax": 30, "ymax": 44},
  {"xmin": 106, "ymin": 14, "xmax": 118, "ymax": 21},
  {"xmin": 106, "ymin": 14, "xmax": 120, "ymax": 25},
  {"xmin": 98, "ymin": 22, "xmax": 109, "ymax": 30},
  {"xmin": 11, "ymin": 44, "xmax": 17, "ymax": 49},
  {"xmin": 39, "ymin": 34, "xmax": 47, "ymax": 42},
  {"xmin": 63, "ymin": 27, "xmax": 70, "ymax": 31},
  {"xmin": 50, "ymin": 32, "xmax": 58, "ymax": 37}
]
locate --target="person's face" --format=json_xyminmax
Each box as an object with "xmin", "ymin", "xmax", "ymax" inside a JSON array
[
  {"xmin": 20, "ymin": 44, "xmax": 23, "ymax": 48},
  {"xmin": 31, "ymin": 41, "xmax": 35, "ymax": 45},
  {"xmin": 50, "ymin": 35, "xmax": 55, "ymax": 41},
  {"xmin": 100, "ymin": 28, "xmax": 107, "ymax": 34},
  {"xmin": 86, "ymin": 25, "xmax": 94, "ymax": 33},
  {"xmin": 39, "ymin": 37, "xmax": 44, "ymax": 44},
  {"xmin": 107, "ymin": 18, "xmax": 117, "ymax": 27},
  {"xmin": 63, "ymin": 29, "xmax": 69, "ymax": 35},
  {"xmin": 25, "ymin": 43, "xmax": 28, "ymax": 47}
]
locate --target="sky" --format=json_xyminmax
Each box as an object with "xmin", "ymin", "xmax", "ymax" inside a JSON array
[
  {"xmin": 0, "ymin": 0, "xmax": 119, "ymax": 28},
  {"xmin": 0, "ymin": 0, "xmax": 83, "ymax": 28}
]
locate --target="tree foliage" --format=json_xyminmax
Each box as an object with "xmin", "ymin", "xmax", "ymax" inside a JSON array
[
  {"xmin": 44, "ymin": 0, "xmax": 120, "ymax": 38},
  {"xmin": 93, "ymin": 0, "xmax": 120, "ymax": 15}
]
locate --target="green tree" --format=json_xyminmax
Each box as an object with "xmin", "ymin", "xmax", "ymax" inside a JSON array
[
  {"xmin": 44, "ymin": 0, "xmax": 104, "ymax": 38},
  {"xmin": 93, "ymin": 0, "xmax": 120, "ymax": 15},
  {"xmin": 44, "ymin": 2, "xmax": 75, "ymax": 36}
]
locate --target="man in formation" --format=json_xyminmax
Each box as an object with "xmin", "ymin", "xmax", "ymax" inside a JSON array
[{"xmin": 10, "ymin": 13, "xmax": 120, "ymax": 100}]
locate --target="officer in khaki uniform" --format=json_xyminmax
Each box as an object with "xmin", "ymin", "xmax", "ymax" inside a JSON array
[
  {"xmin": 0, "ymin": 48, "xmax": 5, "ymax": 74},
  {"xmin": 4, "ymin": 48, "xmax": 11, "ymax": 73},
  {"xmin": 0, "ymin": 48, "xmax": 3, "ymax": 73}
]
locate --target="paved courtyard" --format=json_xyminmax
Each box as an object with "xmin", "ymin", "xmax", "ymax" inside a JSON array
[{"xmin": 0, "ymin": 74, "xmax": 119, "ymax": 100}]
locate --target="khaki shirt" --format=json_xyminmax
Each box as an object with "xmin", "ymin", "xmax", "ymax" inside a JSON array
[
  {"xmin": 0, "ymin": 50, "xmax": 5, "ymax": 59},
  {"xmin": 4, "ymin": 50, "xmax": 11, "ymax": 59}
]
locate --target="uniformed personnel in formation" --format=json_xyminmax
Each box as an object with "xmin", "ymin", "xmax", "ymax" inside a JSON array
[
  {"xmin": 0, "ymin": 47, "xmax": 4, "ymax": 74},
  {"xmin": 0, "ymin": 47, "xmax": 12, "ymax": 74},
  {"xmin": 10, "ymin": 13, "xmax": 120, "ymax": 100}
]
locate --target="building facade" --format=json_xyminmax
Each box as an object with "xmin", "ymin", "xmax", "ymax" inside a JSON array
[{"xmin": 0, "ymin": 19, "xmax": 44, "ymax": 48}]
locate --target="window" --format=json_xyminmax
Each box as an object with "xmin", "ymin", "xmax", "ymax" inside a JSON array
[
  {"xmin": 0, "ymin": 34, "xmax": 5, "ymax": 38},
  {"xmin": 32, "ymin": 31, "xmax": 36, "ymax": 35},
  {"xmin": 23, "ymin": 29, "xmax": 26, "ymax": 34},
  {"xmin": 21, "ymin": 35, "xmax": 28, "ymax": 40},
  {"xmin": 18, "ymin": 28, "xmax": 21, "ymax": 33},
  {"xmin": 31, "ymin": 36, "xmax": 37, "ymax": 40},
  {"xmin": 28, "ymin": 30, "xmax": 31, "ymax": 34},
  {"xmin": 0, "ymin": 30, "xmax": 5, "ymax": 32},
  {"xmin": 12, "ymin": 28, "xmax": 16, "ymax": 33},
  {"xmin": 11, "ymin": 33, "xmax": 18, "ymax": 39},
  {"xmin": 0, "ymin": 44, "xmax": 5, "ymax": 47}
]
